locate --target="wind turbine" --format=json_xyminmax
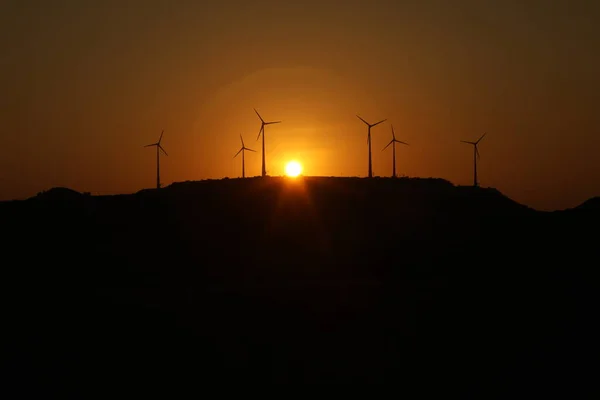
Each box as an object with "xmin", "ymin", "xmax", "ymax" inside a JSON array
[
  {"xmin": 234, "ymin": 134, "xmax": 256, "ymax": 178},
  {"xmin": 357, "ymin": 115, "xmax": 387, "ymax": 178},
  {"xmin": 382, "ymin": 124, "xmax": 409, "ymax": 178},
  {"xmin": 254, "ymin": 108, "xmax": 281, "ymax": 177},
  {"xmin": 460, "ymin": 133, "xmax": 486, "ymax": 187},
  {"xmin": 144, "ymin": 129, "xmax": 168, "ymax": 189}
]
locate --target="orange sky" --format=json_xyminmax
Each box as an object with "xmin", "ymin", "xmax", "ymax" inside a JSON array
[{"xmin": 1, "ymin": 1, "xmax": 599, "ymax": 210}]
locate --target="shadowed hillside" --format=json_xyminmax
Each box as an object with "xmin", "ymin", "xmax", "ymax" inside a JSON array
[
  {"xmin": 2, "ymin": 177, "xmax": 597, "ymax": 392},
  {"xmin": 573, "ymin": 196, "xmax": 600, "ymax": 212}
]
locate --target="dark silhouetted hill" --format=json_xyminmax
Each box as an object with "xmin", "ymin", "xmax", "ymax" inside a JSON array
[
  {"xmin": 2, "ymin": 177, "xmax": 597, "ymax": 393},
  {"xmin": 32, "ymin": 186, "xmax": 82, "ymax": 200},
  {"xmin": 574, "ymin": 196, "xmax": 600, "ymax": 212}
]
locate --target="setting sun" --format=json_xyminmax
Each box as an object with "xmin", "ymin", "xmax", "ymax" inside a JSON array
[{"xmin": 285, "ymin": 161, "xmax": 303, "ymax": 177}]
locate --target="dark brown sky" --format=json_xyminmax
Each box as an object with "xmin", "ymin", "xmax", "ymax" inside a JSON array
[{"xmin": 1, "ymin": 0, "xmax": 598, "ymax": 210}]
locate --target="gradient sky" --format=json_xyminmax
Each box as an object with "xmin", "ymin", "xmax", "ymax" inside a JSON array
[{"xmin": 1, "ymin": 0, "xmax": 598, "ymax": 210}]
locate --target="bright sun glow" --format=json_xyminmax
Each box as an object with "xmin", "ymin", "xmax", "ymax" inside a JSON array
[{"xmin": 285, "ymin": 161, "xmax": 303, "ymax": 177}]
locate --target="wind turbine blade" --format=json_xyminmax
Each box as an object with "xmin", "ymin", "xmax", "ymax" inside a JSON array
[
  {"xmin": 396, "ymin": 140, "xmax": 409, "ymax": 146},
  {"xmin": 240, "ymin": 134, "xmax": 245, "ymax": 147},
  {"xmin": 144, "ymin": 143, "xmax": 157, "ymax": 147},
  {"xmin": 476, "ymin": 146, "xmax": 480, "ymax": 159},
  {"xmin": 476, "ymin": 132, "xmax": 487, "ymax": 144},
  {"xmin": 234, "ymin": 148, "xmax": 242, "ymax": 158},
  {"xmin": 382, "ymin": 140, "xmax": 393, "ymax": 151},
  {"xmin": 159, "ymin": 145, "xmax": 168, "ymax": 156},
  {"xmin": 158, "ymin": 130, "xmax": 164, "ymax": 144},
  {"xmin": 372, "ymin": 119, "xmax": 387, "ymax": 127},
  {"xmin": 461, "ymin": 140, "xmax": 476, "ymax": 145},
  {"xmin": 256, "ymin": 125, "xmax": 263, "ymax": 141},
  {"xmin": 245, "ymin": 147, "xmax": 256, "ymax": 152},
  {"xmin": 266, "ymin": 120, "xmax": 281, "ymax": 124},
  {"xmin": 356, "ymin": 115, "xmax": 369, "ymax": 125},
  {"xmin": 254, "ymin": 108, "xmax": 264, "ymax": 123},
  {"xmin": 391, "ymin": 125, "xmax": 396, "ymax": 140}
]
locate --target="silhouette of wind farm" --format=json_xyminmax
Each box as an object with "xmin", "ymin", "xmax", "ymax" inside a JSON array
[
  {"xmin": 4, "ymin": 0, "xmax": 600, "ymax": 392},
  {"xmin": 139, "ymin": 111, "xmax": 489, "ymax": 186},
  {"xmin": 3, "ymin": 108, "xmax": 599, "ymax": 392}
]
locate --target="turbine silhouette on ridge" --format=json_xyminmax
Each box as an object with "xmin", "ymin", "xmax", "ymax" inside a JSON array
[
  {"xmin": 234, "ymin": 134, "xmax": 256, "ymax": 178},
  {"xmin": 144, "ymin": 130, "xmax": 168, "ymax": 189},
  {"xmin": 382, "ymin": 124, "xmax": 409, "ymax": 178},
  {"xmin": 357, "ymin": 115, "xmax": 386, "ymax": 178},
  {"xmin": 460, "ymin": 133, "xmax": 486, "ymax": 187},
  {"xmin": 255, "ymin": 108, "xmax": 281, "ymax": 177}
]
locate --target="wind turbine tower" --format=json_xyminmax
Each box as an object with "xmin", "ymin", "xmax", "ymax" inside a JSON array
[
  {"xmin": 254, "ymin": 108, "xmax": 282, "ymax": 177},
  {"xmin": 460, "ymin": 133, "xmax": 487, "ymax": 187},
  {"xmin": 144, "ymin": 130, "xmax": 168, "ymax": 189},
  {"xmin": 382, "ymin": 124, "xmax": 409, "ymax": 178},
  {"xmin": 234, "ymin": 134, "xmax": 256, "ymax": 178},
  {"xmin": 357, "ymin": 115, "xmax": 387, "ymax": 178}
]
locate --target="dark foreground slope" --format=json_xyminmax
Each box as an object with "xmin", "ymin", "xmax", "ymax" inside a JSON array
[{"xmin": 2, "ymin": 177, "xmax": 598, "ymax": 393}]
